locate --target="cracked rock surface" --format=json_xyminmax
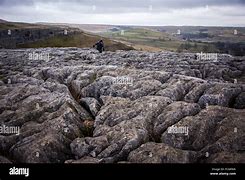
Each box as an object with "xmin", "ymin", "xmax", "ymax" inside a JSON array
[{"xmin": 0, "ymin": 48, "xmax": 244, "ymax": 163}]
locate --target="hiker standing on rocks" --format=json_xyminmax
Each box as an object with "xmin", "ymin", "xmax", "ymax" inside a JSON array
[{"xmin": 93, "ymin": 39, "xmax": 105, "ymax": 53}]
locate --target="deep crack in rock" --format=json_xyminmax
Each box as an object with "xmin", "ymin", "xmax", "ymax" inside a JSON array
[{"xmin": 0, "ymin": 48, "xmax": 244, "ymax": 163}]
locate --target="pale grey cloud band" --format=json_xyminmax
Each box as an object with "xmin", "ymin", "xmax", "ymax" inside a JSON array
[
  {"xmin": 0, "ymin": 0, "xmax": 245, "ymax": 26},
  {"xmin": 1, "ymin": 0, "xmax": 245, "ymax": 10}
]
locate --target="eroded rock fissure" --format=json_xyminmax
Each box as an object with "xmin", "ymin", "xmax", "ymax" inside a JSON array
[{"xmin": 0, "ymin": 48, "xmax": 244, "ymax": 163}]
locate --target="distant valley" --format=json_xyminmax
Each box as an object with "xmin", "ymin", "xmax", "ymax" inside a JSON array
[
  {"xmin": 47, "ymin": 23, "xmax": 245, "ymax": 56},
  {"xmin": 1, "ymin": 19, "xmax": 245, "ymax": 56}
]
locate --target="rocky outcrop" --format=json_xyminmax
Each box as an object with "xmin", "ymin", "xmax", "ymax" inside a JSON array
[
  {"xmin": 0, "ymin": 48, "xmax": 244, "ymax": 163},
  {"xmin": 128, "ymin": 142, "xmax": 197, "ymax": 163},
  {"xmin": 0, "ymin": 155, "xmax": 12, "ymax": 163}
]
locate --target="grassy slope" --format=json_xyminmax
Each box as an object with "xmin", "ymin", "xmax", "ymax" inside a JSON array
[
  {"xmin": 0, "ymin": 21, "xmax": 133, "ymax": 51},
  {"xmin": 17, "ymin": 32, "xmax": 134, "ymax": 51},
  {"xmin": 0, "ymin": 22, "xmax": 51, "ymax": 30},
  {"xmin": 101, "ymin": 28, "xmax": 178, "ymax": 51},
  {"xmin": 101, "ymin": 28, "xmax": 217, "ymax": 52}
]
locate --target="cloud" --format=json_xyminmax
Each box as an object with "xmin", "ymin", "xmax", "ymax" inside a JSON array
[
  {"xmin": 1, "ymin": 0, "xmax": 245, "ymax": 10},
  {"xmin": 0, "ymin": 0, "xmax": 34, "ymax": 6},
  {"xmin": 0, "ymin": 0, "xmax": 245, "ymax": 26}
]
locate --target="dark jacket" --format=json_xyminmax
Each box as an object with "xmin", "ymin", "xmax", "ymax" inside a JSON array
[{"xmin": 93, "ymin": 40, "xmax": 105, "ymax": 53}]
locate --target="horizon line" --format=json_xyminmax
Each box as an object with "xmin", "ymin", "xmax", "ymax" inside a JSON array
[{"xmin": 2, "ymin": 18, "xmax": 245, "ymax": 28}]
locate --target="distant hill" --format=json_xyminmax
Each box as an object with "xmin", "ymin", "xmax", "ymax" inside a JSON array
[
  {"xmin": 43, "ymin": 23, "xmax": 245, "ymax": 55},
  {"xmin": 78, "ymin": 24, "xmax": 245, "ymax": 55},
  {"xmin": 0, "ymin": 19, "xmax": 52, "ymax": 30},
  {"xmin": 39, "ymin": 23, "xmax": 115, "ymax": 33},
  {"xmin": 0, "ymin": 20, "xmax": 134, "ymax": 51},
  {"xmin": 17, "ymin": 31, "xmax": 134, "ymax": 52},
  {"xmin": 0, "ymin": 19, "xmax": 8, "ymax": 23}
]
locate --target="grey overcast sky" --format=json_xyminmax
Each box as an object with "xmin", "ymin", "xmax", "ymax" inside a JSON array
[{"xmin": 0, "ymin": 0, "xmax": 245, "ymax": 26}]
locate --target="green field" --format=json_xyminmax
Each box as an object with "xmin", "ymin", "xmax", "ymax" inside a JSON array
[
  {"xmin": 17, "ymin": 32, "xmax": 133, "ymax": 52},
  {"xmin": 100, "ymin": 28, "xmax": 218, "ymax": 52},
  {"xmin": 98, "ymin": 26, "xmax": 245, "ymax": 55},
  {"xmin": 0, "ymin": 20, "xmax": 133, "ymax": 51}
]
